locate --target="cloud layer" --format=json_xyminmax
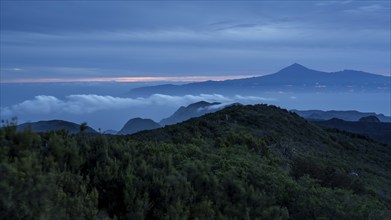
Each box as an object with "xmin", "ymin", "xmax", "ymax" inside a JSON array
[{"xmin": 0, "ymin": 94, "xmax": 274, "ymax": 118}]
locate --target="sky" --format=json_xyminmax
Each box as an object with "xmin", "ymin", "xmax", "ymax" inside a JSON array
[
  {"xmin": 0, "ymin": 1, "xmax": 390, "ymax": 130},
  {"xmin": 1, "ymin": 0, "xmax": 390, "ymax": 83}
]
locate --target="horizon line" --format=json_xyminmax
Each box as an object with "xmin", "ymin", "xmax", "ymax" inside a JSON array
[{"xmin": 0, "ymin": 75, "xmax": 258, "ymax": 84}]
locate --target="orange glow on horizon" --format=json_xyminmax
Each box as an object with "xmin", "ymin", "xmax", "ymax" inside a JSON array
[{"xmin": 1, "ymin": 75, "xmax": 257, "ymax": 83}]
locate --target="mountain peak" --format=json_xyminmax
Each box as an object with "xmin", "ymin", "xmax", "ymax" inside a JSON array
[
  {"xmin": 273, "ymin": 63, "xmax": 321, "ymax": 77},
  {"xmin": 282, "ymin": 63, "xmax": 309, "ymax": 71},
  {"xmin": 118, "ymin": 118, "xmax": 161, "ymax": 135},
  {"xmin": 187, "ymin": 101, "xmax": 221, "ymax": 109},
  {"xmin": 160, "ymin": 101, "xmax": 222, "ymax": 126}
]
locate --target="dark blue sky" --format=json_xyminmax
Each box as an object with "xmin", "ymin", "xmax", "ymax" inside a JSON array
[{"xmin": 1, "ymin": 1, "xmax": 390, "ymax": 82}]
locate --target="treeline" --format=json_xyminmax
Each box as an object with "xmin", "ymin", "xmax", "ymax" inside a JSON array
[{"xmin": 1, "ymin": 105, "xmax": 390, "ymax": 219}]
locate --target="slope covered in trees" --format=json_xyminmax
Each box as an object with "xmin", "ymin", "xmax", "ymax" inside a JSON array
[
  {"xmin": 313, "ymin": 118, "xmax": 391, "ymax": 144},
  {"xmin": 1, "ymin": 104, "xmax": 390, "ymax": 219}
]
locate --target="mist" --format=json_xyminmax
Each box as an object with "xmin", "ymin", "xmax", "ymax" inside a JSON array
[{"xmin": 1, "ymin": 82, "xmax": 389, "ymax": 131}]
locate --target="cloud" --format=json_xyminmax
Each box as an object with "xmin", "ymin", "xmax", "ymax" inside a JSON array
[
  {"xmin": 197, "ymin": 103, "xmax": 228, "ymax": 112},
  {"xmin": 0, "ymin": 94, "xmax": 275, "ymax": 118},
  {"xmin": 343, "ymin": 4, "xmax": 387, "ymax": 14},
  {"xmin": 315, "ymin": 1, "xmax": 352, "ymax": 7}
]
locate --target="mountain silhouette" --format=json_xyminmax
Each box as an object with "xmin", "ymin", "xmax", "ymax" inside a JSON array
[
  {"xmin": 17, "ymin": 120, "xmax": 97, "ymax": 134},
  {"xmin": 130, "ymin": 63, "xmax": 390, "ymax": 96},
  {"xmin": 313, "ymin": 118, "xmax": 390, "ymax": 144},
  {"xmin": 117, "ymin": 118, "xmax": 161, "ymax": 135},
  {"xmin": 115, "ymin": 101, "xmax": 391, "ymax": 138},
  {"xmin": 292, "ymin": 109, "xmax": 391, "ymax": 122},
  {"xmin": 359, "ymin": 116, "xmax": 381, "ymax": 123},
  {"xmin": 160, "ymin": 101, "xmax": 221, "ymax": 126}
]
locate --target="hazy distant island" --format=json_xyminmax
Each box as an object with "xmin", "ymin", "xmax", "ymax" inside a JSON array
[{"xmin": 130, "ymin": 63, "xmax": 390, "ymax": 96}]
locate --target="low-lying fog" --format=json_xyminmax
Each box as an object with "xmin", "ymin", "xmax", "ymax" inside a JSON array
[{"xmin": 1, "ymin": 82, "xmax": 389, "ymax": 131}]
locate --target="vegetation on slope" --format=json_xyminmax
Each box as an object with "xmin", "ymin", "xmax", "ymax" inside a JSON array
[
  {"xmin": 313, "ymin": 118, "xmax": 391, "ymax": 144},
  {"xmin": 1, "ymin": 104, "xmax": 390, "ymax": 219}
]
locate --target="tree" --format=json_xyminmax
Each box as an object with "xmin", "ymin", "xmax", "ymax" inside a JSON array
[{"xmin": 80, "ymin": 122, "xmax": 88, "ymax": 134}]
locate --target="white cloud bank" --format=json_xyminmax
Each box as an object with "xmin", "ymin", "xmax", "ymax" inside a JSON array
[{"xmin": 0, "ymin": 94, "xmax": 275, "ymax": 118}]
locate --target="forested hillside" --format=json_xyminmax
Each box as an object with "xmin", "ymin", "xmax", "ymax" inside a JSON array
[{"xmin": 1, "ymin": 104, "xmax": 390, "ymax": 219}]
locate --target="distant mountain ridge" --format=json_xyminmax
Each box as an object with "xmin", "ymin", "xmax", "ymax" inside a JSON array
[
  {"xmin": 359, "ymin": 116, "xmax": 380, "ymax": 123},
  {"xmin": 130, "ymin": 63, "xmax": 390, "ymax": 96},
  {"xmin": 117, "ymin": 101, "xmax": 222, "ymax": 134},
  {"xmin": 292, "ymin": 109, "xmax": 391, "ymax": 122},
  {"xmin": 117, "ymin": 102, "xmax": 391, "ymax": 142},
  {"xmin": 17, "ymin": 120, "xmax": 97, "ymax": 134},
  {"xmin": 16, "ymin": 101, "xmax": 390, "ymax": 141},
  {"xmin": 117, "ymin": 118, "xmax": 161, "ymax": 135},
  {"xmin": 313, "ymin": 117, "xmax": 391, "ymax": 144},
  {"xmin": 160, "ymin": 101, "xmax": 222, "ymax": 126}
]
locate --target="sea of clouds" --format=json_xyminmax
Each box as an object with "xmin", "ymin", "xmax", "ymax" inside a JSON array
[{"xmin": 1, "ymin": 93, "xmax": 274, "ymax": 117}]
